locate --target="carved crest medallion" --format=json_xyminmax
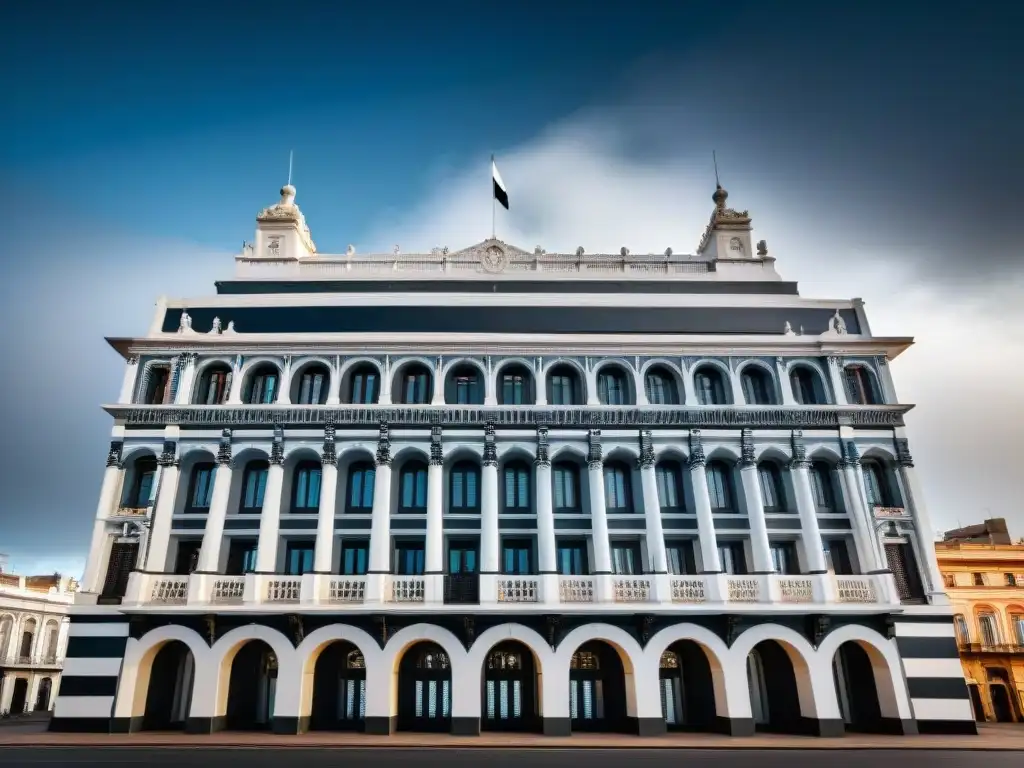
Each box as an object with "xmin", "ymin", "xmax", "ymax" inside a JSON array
[{"xmin": 480, "ymin": 244, "xmax": 508, "ymax": 273}]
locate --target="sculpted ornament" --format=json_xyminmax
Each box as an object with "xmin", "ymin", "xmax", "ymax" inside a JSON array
[
  {"xmin": 177, "ymin": 310, "xmax": 193, "ymax": 334},
  {"xmin": 481, "ymin": 244, "xmax": 508, "ymax": 273}
]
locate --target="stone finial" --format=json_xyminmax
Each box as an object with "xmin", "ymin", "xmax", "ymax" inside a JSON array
[
  {"xmin": 620, "ymin": 246, "xmax": 630, "ymax": 258},
  {"xmin": 784, "ymin": 321, "xmax": 795, "ymax": 336},
  {"xmin": 665, "ymin": 247, "xmax": 673, "ymax": 258},
  {"xmin": 756, "ymin": 240, "xmax": 768, "ymax": 257},
  {"xmin": 575, "ymin": 246, "xmax": 584, "ymax": 257}
]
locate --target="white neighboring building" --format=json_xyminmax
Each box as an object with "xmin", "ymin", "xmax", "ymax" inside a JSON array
[
  {"xmin": 0, "ymin": 563, "xmax": 75, "ymax": 716},
  {"xmin": 51, "ymin": 180, "xmax": 974, "ymax": 738}
]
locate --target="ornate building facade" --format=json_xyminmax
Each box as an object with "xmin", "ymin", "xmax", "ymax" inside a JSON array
[
  {"xmin": 0, "ymin": 565, "xmax": 76, "ymax": 716},
  {"xmin": 936, "ymin": 534, "xmax": 1024, "ymax": 723},
  {"xmin": 51, "ymin": 180, "xmax": 974, "ymax": 737}
]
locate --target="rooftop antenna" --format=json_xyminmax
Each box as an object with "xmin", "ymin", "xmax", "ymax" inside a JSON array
[{"xmin": 287, "ymin": 150, "xmax": 294, "ymax": 186}]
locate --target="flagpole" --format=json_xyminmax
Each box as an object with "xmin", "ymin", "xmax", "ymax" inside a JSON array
[{"xmin": 491, "ymin": 154, "xmax": 496, "ymax": 240}]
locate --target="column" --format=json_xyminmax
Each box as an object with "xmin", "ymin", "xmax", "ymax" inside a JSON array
[
  {"xmin": 174, "ymin": 353, "xmax": 198, "ymax": 405},
  {"xmin": 313, "ymin": 429, "xmax": 338, "ymax": 573},
  {"xmin": 82, "ymin": 442, "xmax": 125, "ymax": 593},
  {"xmin": 586, "ymin": 432, "xmax": 612, "ymax": 574},
  {"xmin": 776, "ymin": 357, "xmax": 795, "ymax": 405},
  {"xmin": 255, "ymin": 445, "xmax": 286, "ymax": 573},
  {"xmin": 839, "ymin": 444, "xmax": 885, "ymax": 573},
  {"xmin": 118, "ymin": 357, "xmax": 141, "ymax": 403},
  {"xmin": 278, "ymin": 356, "xmax": 294, "ymax": 405},
  {"xmin": 681, "ymin": 361, "xmax": 697, "ymax": 405},
  {"xmin": 227, "ymin": 356, "xmax": 244, "ymax": 404},
  {"xmin": 145, "ymin": 443, "xmax": 181, "ymax": 572},
  {"xmin": 425, "ymin": 429, "xmax": 444, "ymax": 575},
  {"xmin": 367, "ymin": 428, "xmax": 393, "ymax": 577},
  {"xmin": 535, "ymin": 438, "xmax": 556, "ymax": 574},
  {"xmin": 689, "ymin": 452, "xmax": 721, "ymax": 572},
  {"xmin": 481, "ymin": 427, "xmax": 500, "ymax": 574},
  {"xmin": 638, "ymin": 441, "xmax": 668, "ymax": 574},
  {"xmin": 826, "ymin": 356, "xmax": 849, "ymax": 405},
  {"xmin": 739, "ymin": 435, "xmax": 773, "ymax": 573},
  {"xmin": 897, "ymin": 449, "xmax": 946, "ymax": 602},
  {"xmin": 196, "ymin": 435, "xmax": 234, "ymax": 573},
  {"xmin": 790, "ymin": 462, "xmax": 827, "ymax": 573}
]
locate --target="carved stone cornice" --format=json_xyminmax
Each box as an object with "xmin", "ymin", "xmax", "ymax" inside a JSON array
[
  {"xmin": 106, "ymin": 441, "xmax": 124, "ymax": 469},
  {"xmin": 321, "ymin": 422, "xmax": 337, "ymax": 467},
  {"xmin": 127, "ymin": 356, "xmax": 140, "ymax": 366},
  {"xmin": 739, "ymin": 428, "xmax": 756, "ymax": 467},
  {"xmin": 535, "ymin": 426, "xmax": 550, "ymax": 467},
  {"xmin": 483, "ymin": 423, "xmax": 498, "ymax": 467},
  {"xmin": 104, "ymin": 403, "xmax": 912, "ymax": 429},
  {"xmin": 789, "ymin": 429, "xmax": 809, "ymax": 470},
  {"xmin": 638, "ymin": 430, "xmax": 655, "ymax": 470},
  {"xmin": 894, "ymin": 437, "xmax": 914, "ymax": 468},
  {"xmin": 270, "ymin": 425, "xmax": 285, "ymax": 465},
  {"xmin": 687, "ymin": 430, "xmax": 706, "ymax": 469},
  {"xmin": 216, "ymin": 429, "xmax": 233, "ymax": 466},
  {"xmin": 375, "ymin": 423, "xmax": 392, "ymax": 467},
  {"xmin": 429, "ymin": 426, "xmax": 443, "ymax": 466},
  {"xmin": 587, "ymin": 429, "xmax": 603, "ymax": 469}
]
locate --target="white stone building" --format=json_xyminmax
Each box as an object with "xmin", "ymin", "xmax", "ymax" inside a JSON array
[
  {"xmin": 0, "ymin": 564, "xmax": 75, "ymax": 716},
  {"xmin": 51, "ymin": 180, "xmax": 974, "ymax": 737}
]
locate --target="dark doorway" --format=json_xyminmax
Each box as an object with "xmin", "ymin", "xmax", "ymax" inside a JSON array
[
  {"xmin": 100, "ymin": 542, "xmax": 139, "ymax": 601},
  {"xmin": 310, "ymin": 642, "xmax": 367, "ymax": 731},
  {"xmin": 225, "ymin": 641, "xmax": 277, "ymax": 731},
  {"xmin": 34, "ymin": 678, "xmax": 52, "ymax": 712},
  {"xmin": 10, "ymin": 678, "xmax": 28, "ymax": 714},
  {"xmin": 747, "ymin": 641, "xmax": 803, "ymax": 734},
  {"xmin": 991, "ymin": 684, "xmax": 1014, "ymax": 723},
  {"xmin": 481, "ymin": 642, "xmax": 538, "ymax": 732},
  {"xmin": 659, "ymin": 641, "xmax": 718, "ymax": 731},
  {"xmin": 968, "ymin": 684, "xmax": 984, "ymax": 721},
  {"xmin": 884, "ymin": 543, "xmax": 925, "ymax": 602},
  {"xmin": 569, "ymin": 641, "xmax": 628, "ymax": 733},
  {"xmin": 833, "ymin": 642, "xmax": 883, "ymax": 732},
  {"xmin": 397, "ymin": 642, "xmax": 451, "ymax": 732},
  {"xmin": 142, "ymin": 641, "xmax": 194, "ymax": 730},
  {"xmin": 444, "ymin": 540, "xmax": 479, "ymax": 604}
]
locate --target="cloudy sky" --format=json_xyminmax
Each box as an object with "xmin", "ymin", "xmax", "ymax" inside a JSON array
[{"xmin": 0, "ymin": 1, "xmax": 1021, "ymax": 576}]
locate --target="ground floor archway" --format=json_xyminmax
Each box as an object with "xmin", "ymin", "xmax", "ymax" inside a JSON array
[
  {"xmin": 747, "ymin": 641, "xmax": 803, "ymax": 734},
  {"xmin": 34, "ymin": 678, "xmax": 52, "ymax": 712},
  {"xmin": 832, "ymin": 641, "xmax": 884, "ymax": 733},
  {"xmin": 569, "ymin": 640, "xmax": 628, "ymax": 733},
  {"xmin": 142, "ymin": 640, "xmax": 195, "ymax": 731},
  {"xmin": 225, "ymin": 640, "xmax": 277, "ymax": 731},
  {"xmin": 310, "ymin": 641, "xmax": 367, "ymax": 731},
  {"xmin": 397, "ymin": 642, "xmax": 452, "ymax": 733},
  {"xmin": 659, "ymin": 640, "xmax": 719, "ymax": 731},
  {"xmin": 481, "ymin": 640, "xmax": 539, "ymax": 732},
  {"xmin": 10, "ymin": 678, "xmax": 28, "ymax": 714}
]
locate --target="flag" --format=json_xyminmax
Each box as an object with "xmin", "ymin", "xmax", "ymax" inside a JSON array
[{"xmin": 492, "ymin": 159, "xmax": 509, "ymax": 210}]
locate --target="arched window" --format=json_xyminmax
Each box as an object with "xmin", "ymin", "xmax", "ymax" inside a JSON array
[
  {"xmin": 603, "ymin": 461, "xmax": 632, "ymax": 512},
  {"xmin": 498, "ymin": 365, "xmax": 532, "ymax": 405},
  {"xmin": 790, "ymin": 367, "xmax": 826, "ymax": 405},
  {"xmin": 347, "ymin": 364, "xmax": 380, "ymax": 405},
  {"xmin": 547, "ymin": 365, "xmax": 581, "ymax": 406},
  {"xmin": 487, "ymin": 649, "xmax": 523, "ymax": 670},
  {"xmin": 655, "ymin": 461, "xmax": 684, "ymax": 511},
  {"xmin": 861, "ymin": 460, "xmax": 894, "ymax": 507},
  {"xmin": 195, "ymin": 364, "xmax": 231, "ymax": 405},
  {"xmin": 0, "ymin": 616, "xmax": 13, "ymax": 660},
  {"xmin": 246, "ymin": 365, "xmax": 279, "ymax": 405},
  {"xmin": 293, "ymin": 365, "xmax": 329, "ymax": 405},
  {"xmin": 845, "ymin": 365, "xmax": 881, "ymax": 405},
  {"xmin": 645, "ymin": 367, "xmax": 679, "ymax": 405},
  {"xmin": 741, "ymin": 366, "xmax": 774, "ymax": 405},
  {"xmin": 123, "ymin": 456, "xmax": 158, "ymax": 508},
  {"xmin": 240, "ymin": 460, "xmax": 269, "ymax": 513},
  {"xmin": 552, "ymin": 462, "xmax": 580, "ymax": 512},
  {"xmin": 757, "ymin": 462, "xmax": 784, "ymax": 511},
  {"xmin": 570, "ymin": 650, "xmax": 599, "ymax": 670},
  {"xmin": 446, "ymin": 364, "xmax": 484, "ymax": 405},
  {"xmin": 19, "ymin": 621, "xmax": 35, "ymax": 659},
  {"xmin": 398, "ymin": 461, "xmax": 428, "ymax": 511},
  {"xmin": 979, "ymin": 612, "xmax": 1000, "ymax": 645},
  {"xmin": 694, "ymin": 366, "xmax": 727, "ymax": 405},
  {"xmin": 397, "ymin": 364, "xmax": 432, "ymax": 405},
  {"xmin": 142, "ymin": 365, "xmax": 171, "ymax": 405},
  {"xmin": 415, "ymin": 648, "xmax": 450, "ymax": 669},
  {"xmin": 953, "ymin": 614, "xmax": 970, "ymax": 644},
  {"xmin": 597, "ymin": 367, "xmax": 629, "ymax": 405},
  {"xmin": 705, "ymin": 461, "xmax": 732, "ymax": 511},
  {"xmin": 292, "ymin": 460, "xmax": 322, "ymax": 512},
  {"xmin": 186, "ymin": 462, "xmax": 216, "ymax": 512},
  {"xmin": 346, "ymin": 461, "xmax": 375, "ymax": 512},
  {"xmin": 503, "ymin": 461, "xmax": 531, "ymax": 511},
  {"xmin": 809, "ymin": 462, "xmax": 835, "ymax": 511},
  {"xmin": 449, "ymin": 461, "xmax": 481, "ymax": 512}
]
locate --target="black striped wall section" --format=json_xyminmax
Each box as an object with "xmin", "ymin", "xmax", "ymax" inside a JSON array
[{"xmin": 49, "ymin": 612, "xmax": 129, "ymax": 733}]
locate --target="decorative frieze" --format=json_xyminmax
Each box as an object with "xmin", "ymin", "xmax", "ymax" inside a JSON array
[
  {"xmin": 638, "ymin": 430, "xmax": 655, "ymax": 470},
  {"xmin": 587, "ymin": 429, "xmax": 602, "ymax": 469},
  {"xmin": 429, "ymin": 426, "xmax": 443, "ymax": 466},
  {"xmin": 105, "ymin": 403, "xmax": 910, "ymax": 428},
  {"xmin": 321, "ymin": 422, "xmax": 337, "ymax": 466},
  {"xmin": 740, "ymin": 428, "xmax": 756, "ymax": 467},
  {"xmin": 688, "ymin": 429, "xmax": 706, "ymax": 468},
  {"xmin": 375, "ymin": 423, "xmax": 392, "ymax": 467},
  {"xmin": 216, "ymin": 429, "xmax": 233, "ymax": 466},
  {"xmin": 482, "ymin": 423, "xmax": 497, "ymax": 467},
  {"xmin": 535, "ymin": 426, "xmax": 550, "ymax": 467}
]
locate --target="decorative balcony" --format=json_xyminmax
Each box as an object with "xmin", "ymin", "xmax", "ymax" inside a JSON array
[
  {"xmin": 112, "ymin": 505, "xmax": 148, "ymax": 518},
  {"xmin": 122, "ymin": 571, "xmax": 897, "ymax": 611},
  {"xmin": 958, "ymin": 642, "xmax": 1024, "ymax": 655}
]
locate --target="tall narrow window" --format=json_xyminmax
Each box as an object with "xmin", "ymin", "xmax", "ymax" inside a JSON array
[
  {"xmin": 655, "ymin": 461, "xmax": 684, "ymax": 510},
  {"xmin": 503, "ymin": 462, "xmax": 531, "ymax": 511},
  {"xmin": 705, "ymin": 461, "xmax": 732, "ymax": 511},
  {"xmin": 979, "ymin": 613, "xmax": 1000, "ymax": 646},
  {"xmin": 187, "ymin": 462, "xmax": 216, "ymax": 512},
  {"xmin": 447, "ymin": 365, "xmax": 484, "ymax": 405},
  {"xmin": 241, "ymin": 461, "xmax": 269, "ymax": 513},
  {"xmin": 645, "ymin": 367, "xmax": 679, "ymax": 405},
  {"xmin": 694, "ymin": 367, "xmax": 726, "ymax": 405},
  {"xmin": 741, "ymin": 367, "xmax": 773, "ymax": 405},
  {"xmin": 124, "ymin": 457, "xmax": 158, "ymax": 507},
  {"xmin": 1011, "ymin": 614, "xmax": 1024, "ymax": 646},
  {"xmin": 294, "ymin": 366, "xmax": 329, "ymax": 405},
  {"xmin": 399, "ymin": 462, "xmax": 428, "ymax": 511},
  {"xmin": 340, "ymin": 542, "xmax": 369, "ymax": 575},
  {"xmin": 611, "ymin": 543, "xmax": 641, "ymax": 575},
  {"xmin": 757, "ymin": 463, "xmax": 784, "ymax": 511},
  {"xmin": 143, "ymin": 366, "xmax": 171, "ymax": 405},
  {"xmin": 845, "ymin": 365, "xmax": 881, "ymax": 405},
  {"xmin": 553, "ymin": 463, "xmax": 580, "ymax": 511},
  {"xmin": 247, "ymin": 366, "xmax": 279, "ymax": 405},
  {"xmin": 346, "ymin": 462, "xmax": 375, "ymax": 512},
  {"xmin": 196, "ymin": 365, "xmax": 231, "ymax": 405},
  {"xmin": 499, "ymin": 366, "xmax": 532, "ymax": 405},
  {"xmin": 861, "ymin": 460, "xmax": 891, "ymax": 507},
  {"xmin": 809, "ymin": 462, "xmax": 835, "ymax": 510},
  {"xmin": 548, "ymin": 366, "xmax": 581, "ymax": 405},
  {"xmin": 292, "ymin": 461, "xmax": 322, "ymax": 512},
  {"xmin": 603, "ymin": 462, "xmax": 632, "ymax": 512},
  {"xmin": 770, "ymin": 542, "xmax": 799, "ymax": 574},
  {"xmin": 348, "ymin": 365, "xmax": 380, "ymax": 405},
  {"xmin": 790, "ymin": 367, "xmax": 825, "ymax": 405},
  {"xmin": 449, "ymin": 461, "xmax": 480, "ymax": 511},
  {"xmin": 597, "ymin": 369, "xmax": 628, "ymax": 405},
  {"xmin": 953, "ymin": 614, "xmax": 970, "ymax": 644}
]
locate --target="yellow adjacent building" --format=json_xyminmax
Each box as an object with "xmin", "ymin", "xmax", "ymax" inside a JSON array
[{"xmin": 936, "ymin": 520, "xmax": 1024, "ymax": 724}]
